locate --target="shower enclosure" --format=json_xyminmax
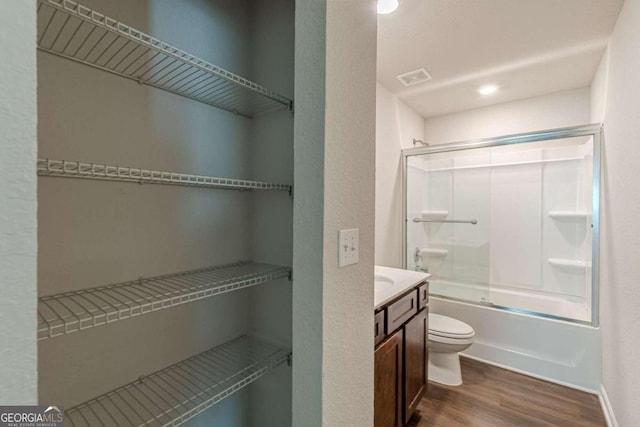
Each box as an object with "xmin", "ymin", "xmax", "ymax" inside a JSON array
[{"xmin": 403, "ymin": 124, "xmax": 601, "ymax": 325}]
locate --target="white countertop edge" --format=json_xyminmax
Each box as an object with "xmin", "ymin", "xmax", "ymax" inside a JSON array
[{"xmin": 375, "ymin": 266, "xmax": 430, "ymax": 310}]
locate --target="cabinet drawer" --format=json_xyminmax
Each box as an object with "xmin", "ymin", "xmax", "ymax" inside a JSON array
[
  {"xmin": 386, "ymin": 291, "xmax": 418, "ymax": 334},
  {"xmin": 418, "ymin": 282, "xmax": 429, "ymax": 310},
  {"xmin": 375, "ymin": 310, "xmax": 386, "ymax": 346}
]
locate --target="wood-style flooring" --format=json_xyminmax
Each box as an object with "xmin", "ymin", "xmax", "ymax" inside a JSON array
[{"xmin": 406, "ymin": 357, "xmax": 606, "ymax": 427}]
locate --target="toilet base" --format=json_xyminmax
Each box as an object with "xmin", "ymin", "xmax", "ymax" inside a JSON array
[{"xmin": 428, "ymin": 351, "xmax": 463, "ymax": 386}]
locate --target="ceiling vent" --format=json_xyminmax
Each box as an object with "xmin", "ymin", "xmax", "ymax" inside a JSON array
[{"xmin": 396, "ymin": 68, "xmax": 432, "ymax": 87}]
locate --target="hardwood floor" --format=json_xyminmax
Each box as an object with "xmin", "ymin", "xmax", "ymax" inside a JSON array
[{"xmin": 406, "ymin": 357, "xmax": 606, "ymax": 427}]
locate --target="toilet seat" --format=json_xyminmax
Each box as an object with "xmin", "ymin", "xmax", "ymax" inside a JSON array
[{"xmin": 428, "ymin": 313, "xmax": 475, "ymax": 340}]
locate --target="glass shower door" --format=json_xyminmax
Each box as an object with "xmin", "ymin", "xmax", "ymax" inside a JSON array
[
  {"xmin": 404, "ymin": 130, "xmax": 598, "ymax": 324},
  {"xmin": 405, "ymin": 149, "xmax": 492, "ymax": 303}
]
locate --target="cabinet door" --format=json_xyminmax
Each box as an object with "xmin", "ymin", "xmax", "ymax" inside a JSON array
[
  {"xmin": 374, "ymin": 329, "xmax": 403, "ymax": 427},
  {"xmin": 403, "ymin": 308, "xmax": 428, "ymax": 424}
]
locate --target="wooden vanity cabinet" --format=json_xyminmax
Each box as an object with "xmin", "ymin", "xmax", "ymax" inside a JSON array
[
  {"xmin": 374, "ymin": 329, "xmax": 403, "ymax": 427},
  {"xmin": 374, "ymin": 282, "xmax": 429, "ymax": 426}
]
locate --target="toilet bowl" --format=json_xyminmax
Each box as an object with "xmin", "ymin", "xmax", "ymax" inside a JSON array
[{"xmin": 428, "ymin": 313, "xmax": 475, "ymax": 386}]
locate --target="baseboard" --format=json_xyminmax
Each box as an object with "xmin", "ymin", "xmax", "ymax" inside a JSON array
[
  {"xmin": 459, "ymin": 353, "xmax": 598, "ymax": 395},
  {"xmin": 599, "ymin": 384, "xmax": 618, "ymax": 427}
]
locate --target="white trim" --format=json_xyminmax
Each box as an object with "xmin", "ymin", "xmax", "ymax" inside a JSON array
[
  {"xmin": 459, "ymin": 353, "xmax": 598, "ymax": 394},
  {"xmin": 599, "ymin": 384, "xmax": 618, "ymax": 427}
]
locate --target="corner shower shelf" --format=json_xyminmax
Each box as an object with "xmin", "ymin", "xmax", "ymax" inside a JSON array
[
  {"xmin": 37, "ymin": 0, "xmax": 293, "ymax": 118},
  {"xmin": 548, "ymin": 258, "xmax": 589, "ymax": 270},
  {"xmin": 65, "ymin": 334, "xmax": 291, "ymax": 427},
  {"xmin": 420, "ymin": 248, "xmax": 449, "ymax": 257},
  {"xmin": 38, "ymin": 261, "xmax": 291, "ymax": 340},
  {"xmin": 548, "ymin": 211, "xmax": 591, "ymax": 220},
  {"xmin": 37, "ymin": 159, "xmax": 293, "ymax": 193},
  {"xmin": 421, "ymin": 210, "xmax": 449, "ymax": 220}
]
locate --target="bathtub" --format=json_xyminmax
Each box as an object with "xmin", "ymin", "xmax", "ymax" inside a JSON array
[{"xmin": 430, "ymin": 296, "xmax": 601, "ymax": 393}]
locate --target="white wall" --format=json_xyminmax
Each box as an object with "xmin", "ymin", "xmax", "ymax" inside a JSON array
[
  {"xmin": 323, "ymin": 1, "xmax": 376, "ymax": 424},
  {"xmin": 423, "ymin": 87, "xmax": 592, "ymax": 144},
  {"xmin": 591, "ymin": 0, "xmax": 640, "ymax": 424},
  {"xmin": 0, "ymin": 0, "xmax": 38, "ymax": 405},
  {"xmin": 591, "ymin": 47, "xmax": 609, "ymax": 124},
  {"xmin": 375, "ymin": 83, "xmax": 424, "ymax": 268},
  {"xmin": 293, "ymin": 1, "xmax": 377, "ymax": 426}
]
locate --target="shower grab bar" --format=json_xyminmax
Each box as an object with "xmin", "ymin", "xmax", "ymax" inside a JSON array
[{"xmin": 412, "ymin": 218, "xmax": 478, "ymax": 225}]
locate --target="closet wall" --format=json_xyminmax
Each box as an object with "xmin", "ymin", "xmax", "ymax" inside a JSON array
[
  {"xmin": 37, "ymin": 0, "xmax": 292, "ymax": 425},
  {"xmin": 247, "ymin": 0, "xmax": 294, "ymax": 424}
]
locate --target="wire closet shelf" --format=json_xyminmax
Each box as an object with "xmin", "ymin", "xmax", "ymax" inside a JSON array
[
  {"xmin": 38, "ymin": 261, "xmax": 291, "ymax": 341},
  {"xmin": 65, "ymin": 334, "xmax": 291, "ymax": 427},
  {"xmin": 37, "ymin": 0, "xmax": 293, "ymax": 118},
  {"xmin": 37, "ymin": 159, "xmax": 293, "ymax": 192}
]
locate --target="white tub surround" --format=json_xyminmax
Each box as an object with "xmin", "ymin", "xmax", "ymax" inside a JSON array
[{"xmin": 375, "ymin": 266, "xmax": 429, "ymax": 309}]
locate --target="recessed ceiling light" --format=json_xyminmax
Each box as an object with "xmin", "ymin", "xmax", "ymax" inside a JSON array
[
  {"xmin": 378, "ymin": 0, "xmax": 399, "ymax": 14},
  {"xmin": 478, "ymin": 85, "xmax": 499, "ymax": 96}
]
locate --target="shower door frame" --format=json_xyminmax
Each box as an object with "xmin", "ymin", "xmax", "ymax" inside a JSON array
[{"xmin": 402, "ymin": 123, "xmax": 603, "ymax": 327}]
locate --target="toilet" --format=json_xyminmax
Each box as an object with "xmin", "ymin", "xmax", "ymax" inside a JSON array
[{"xmin": 428, "ymin": 313, "xmax": 475, "ymax": 386}]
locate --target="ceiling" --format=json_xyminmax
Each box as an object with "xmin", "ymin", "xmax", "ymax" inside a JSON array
[{"xmin": 377, "ymin": 0, "xmax": 624, "ymax": 118}]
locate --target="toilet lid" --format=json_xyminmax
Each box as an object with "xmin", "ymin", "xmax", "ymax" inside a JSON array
[{"xmin": 429, "ymin": 313, "xmax": 474, "ymax": 338}]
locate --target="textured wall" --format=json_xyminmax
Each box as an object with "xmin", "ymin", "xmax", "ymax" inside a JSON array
[
  {"xmin": 375, "ymin": 83, "xmax": 424, "ymax": 268},
  {"xmin": 0, "ymin": 0, "xmax": 38, "ymax": 405},
  {"xmin": 323, "ymin": 1, "xmax": 377, "ymax": 425},
  {"xmin": 593, "ymin": 0, "xmax": 640, "ymax": 424},
  {"xmin": 293, "ymin": 1, "xmax": 377, "ymax": 425}
]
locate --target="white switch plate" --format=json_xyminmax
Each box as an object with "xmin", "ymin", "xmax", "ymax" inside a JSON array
[{"xmin": 338, "ymin": 228, "xmax": 359, "ymax": 268}]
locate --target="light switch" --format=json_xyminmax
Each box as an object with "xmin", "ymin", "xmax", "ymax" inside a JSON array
[{"xmin": 338, "ymin": 228, "xmax": 359, "ymax": 267}]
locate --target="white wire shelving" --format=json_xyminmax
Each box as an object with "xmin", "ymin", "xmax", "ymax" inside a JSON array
[
  {"xmin": 65, "ymin": 334, "xmax": 291, "ymax": 427},
  {"xmin": 37, "ymin": 159, "xmax": 293, "ymax": 193},
  {"xmin": 37, "ymin": 0, "xmax": 293, "ymax": 118},
  {"xmin": 38, "ymin": 261, "xmax": 291, "ymax": 341}
]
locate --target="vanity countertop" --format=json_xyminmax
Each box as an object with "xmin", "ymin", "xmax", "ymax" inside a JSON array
[{"xmin": 374, "ymin": 266, "xmax": 430, "ymax": 310}]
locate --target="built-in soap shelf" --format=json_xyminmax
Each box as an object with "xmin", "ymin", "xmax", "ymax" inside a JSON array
[
  {"xmin": 548, "ymin": 258, "xmax": 590, "ymax": 270},
  {"xmin": 419, "ymin": 248, "xmax": 449, "ymax": 257},
  {"xmin": 548, "ymin": 211, "xmax": 591, "ymax": 220},
  {"xmin": 421, "ymin": 210, "xmax": 448, "ymax": 220}
]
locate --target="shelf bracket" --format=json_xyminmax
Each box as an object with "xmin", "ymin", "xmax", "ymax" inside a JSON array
[{"xmin": 287, "ymin": 353, "xmax": 293, "ymax": 367}]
